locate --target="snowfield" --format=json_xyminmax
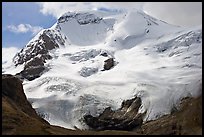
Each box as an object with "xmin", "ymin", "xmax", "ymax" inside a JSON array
[{"xmin": 3, "ymin": 9, "xmax": 202, "ymax": 130}]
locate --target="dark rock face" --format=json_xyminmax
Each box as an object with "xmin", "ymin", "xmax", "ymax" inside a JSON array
[
  {"xmin": 13, "ymin": 32, "xmax": 56, "ymax": 66},
  {"xmin": 104, "ymin": 58, "xmax": 114, "ymax": 70},
  {"xmin": 13, "ymin": 33, "xmax": 57, "ymax": 67},
  {"xmin": 84, "ymin": 96, "xmax": 144, "ymax": 130},
  {"xmin": 15, "ymin": 55, "xmax": 49, "ymax": 81},
  {"xmin": 15, "ymin": 56, "xmax": 49, "ymax": 81},
  {"xmin": 24, "ymin": 56, "xmax": 45, "ymax": 69},
  {"xmin": 13, "ymin": 29, "xmax": 65, "ymax": 66},
  {"xmin": 100, "ymin": 52, "xmax": 108, "ymax": 57},
  {"xmin": 2, "ymin": 74, "xmax": 38, "ymax": 117},
  {"xmin": 13, "ymin": 29, "xmax": 65, "ymax": 81},
  {"xmin": 58, "ymin": 12, "xmax": 103, "ymax": 25},
  {"xmin": 16, "ymin": 66, "xmax": 46, "ymax": 81}
]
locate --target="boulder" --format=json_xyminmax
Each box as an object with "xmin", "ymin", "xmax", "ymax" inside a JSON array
[{"xmin": 104, "ymin": 58, "xmax": 114, "ymax": 70}]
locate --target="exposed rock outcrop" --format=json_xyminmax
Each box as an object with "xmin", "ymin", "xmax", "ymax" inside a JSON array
[
  {"xmin": 84, "ymin": 96, "xmax": 144, "ymax": 130},
  {"xmin": 16, "ymin": 66, "xmax": 46, "ymax": 81},
  {"xmin": 58, "ymin": 12, "xmax": 103, "ymax": 25},
  {"xmin": 13, "ymin": 31, "xmax": 57, "ymax": 66},
  {"xmin": 100, "ymin": 52, "xmax": 108, "ymax": 57},
  {"xmin": 15, "ymin": 56, "xmax": 49, "ymax": 81},
  {"xmin": 103, "ymin": 58, "xmax": 114, "ymax": 70},
  {"xmin": 13, "ymin": 29, "xmax": 65, "ymax": 81}
]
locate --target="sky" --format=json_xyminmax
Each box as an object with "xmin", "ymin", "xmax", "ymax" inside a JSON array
[{"xmin": 2, "ymin": 2, "xmax": 202, "ymax": 51}]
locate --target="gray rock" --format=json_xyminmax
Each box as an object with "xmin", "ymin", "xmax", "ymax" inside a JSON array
[{"xmin": 103, "ymin": 58, "xmax": 114, "ymax": 70}]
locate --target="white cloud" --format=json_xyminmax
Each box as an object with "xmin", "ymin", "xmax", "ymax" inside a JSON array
[
  {"xmin": 2, "ymin": 47, "xmax": 19, "ymax": 64},
  {"xmin": 7, "ymin": 24, "xmax": 43, "ymax": 35},
  {"xmin": 37, "ymin": 2, "xmax": 94, "ymax": 18},
  {"xmin": 143, "ymin": 2, "xmax": 202, "ymax": 27},
  {"xmin": 2, "ymin": 47, "xmax": 21, "ymax": 74},
  {"xmin": 37, "ymin": 2, "xmax": 201, "ymax": 27},
  {"xmin": 37, "ymin": 2, "xmax": 144, "ymax": 18}
]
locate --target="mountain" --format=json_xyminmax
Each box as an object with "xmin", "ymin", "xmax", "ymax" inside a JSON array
[
  {"xmin": 2, "ymin": 74, "xmax": 202, "ymax": 135},
  {"xmin": 2, "ymin": 9, "xmax": 202, "ymax": 132}
]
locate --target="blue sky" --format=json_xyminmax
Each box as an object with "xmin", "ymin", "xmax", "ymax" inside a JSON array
[{"xmin": 2, "ymin": 2, "xmax": 56, "ymax": 48}]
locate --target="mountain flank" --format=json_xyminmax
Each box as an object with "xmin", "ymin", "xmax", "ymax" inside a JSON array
[{"xmin": 2, "ymin": 74, "xmax": 202, "ymax": 135}]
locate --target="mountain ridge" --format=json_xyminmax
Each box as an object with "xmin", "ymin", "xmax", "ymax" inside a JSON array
[{"xmin": 2, "ymin": 9, "xmax": 202, "ymax": 131}]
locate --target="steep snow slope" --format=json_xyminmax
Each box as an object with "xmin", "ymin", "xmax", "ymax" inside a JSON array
[
  {"xmin": 3, "ymin": 10, "xmax": 202, "ymax": 130},
  {"xmin": 105, "ymin": 10, "xmax": 181, "ymax": 49},
  {"xmin": 58, "ymin": 11, "xmax": 116, "ymax": 46}
]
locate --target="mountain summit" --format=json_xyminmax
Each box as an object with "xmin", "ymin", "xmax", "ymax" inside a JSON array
[{"xmin": 3, "ymin": 9, "xmax": 202, "ymax": 130}]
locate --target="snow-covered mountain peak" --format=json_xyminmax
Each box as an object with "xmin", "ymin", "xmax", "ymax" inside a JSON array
[
  {"xmin": 56, "ymin": 11, "xmax": 116, "ymax": 46},
  {"xmin": 3, "ymin": 9, "xmax": 202, "ymax": 130},
  {"xmin": 13, "ymin": 28, "xmax": 66, "ymax": 65},
  {"xmin": 58, "ymin": 11, "xmax": 103, "ymax": 25},
  {"xmin": 104, "ymin": 9, "xmax": 182, "ymax": 50}
]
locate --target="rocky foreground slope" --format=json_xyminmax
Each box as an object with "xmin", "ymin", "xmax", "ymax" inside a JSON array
[{"xmin": 2, "ymin": 74, "xmax": 202, "ymax": 135}]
